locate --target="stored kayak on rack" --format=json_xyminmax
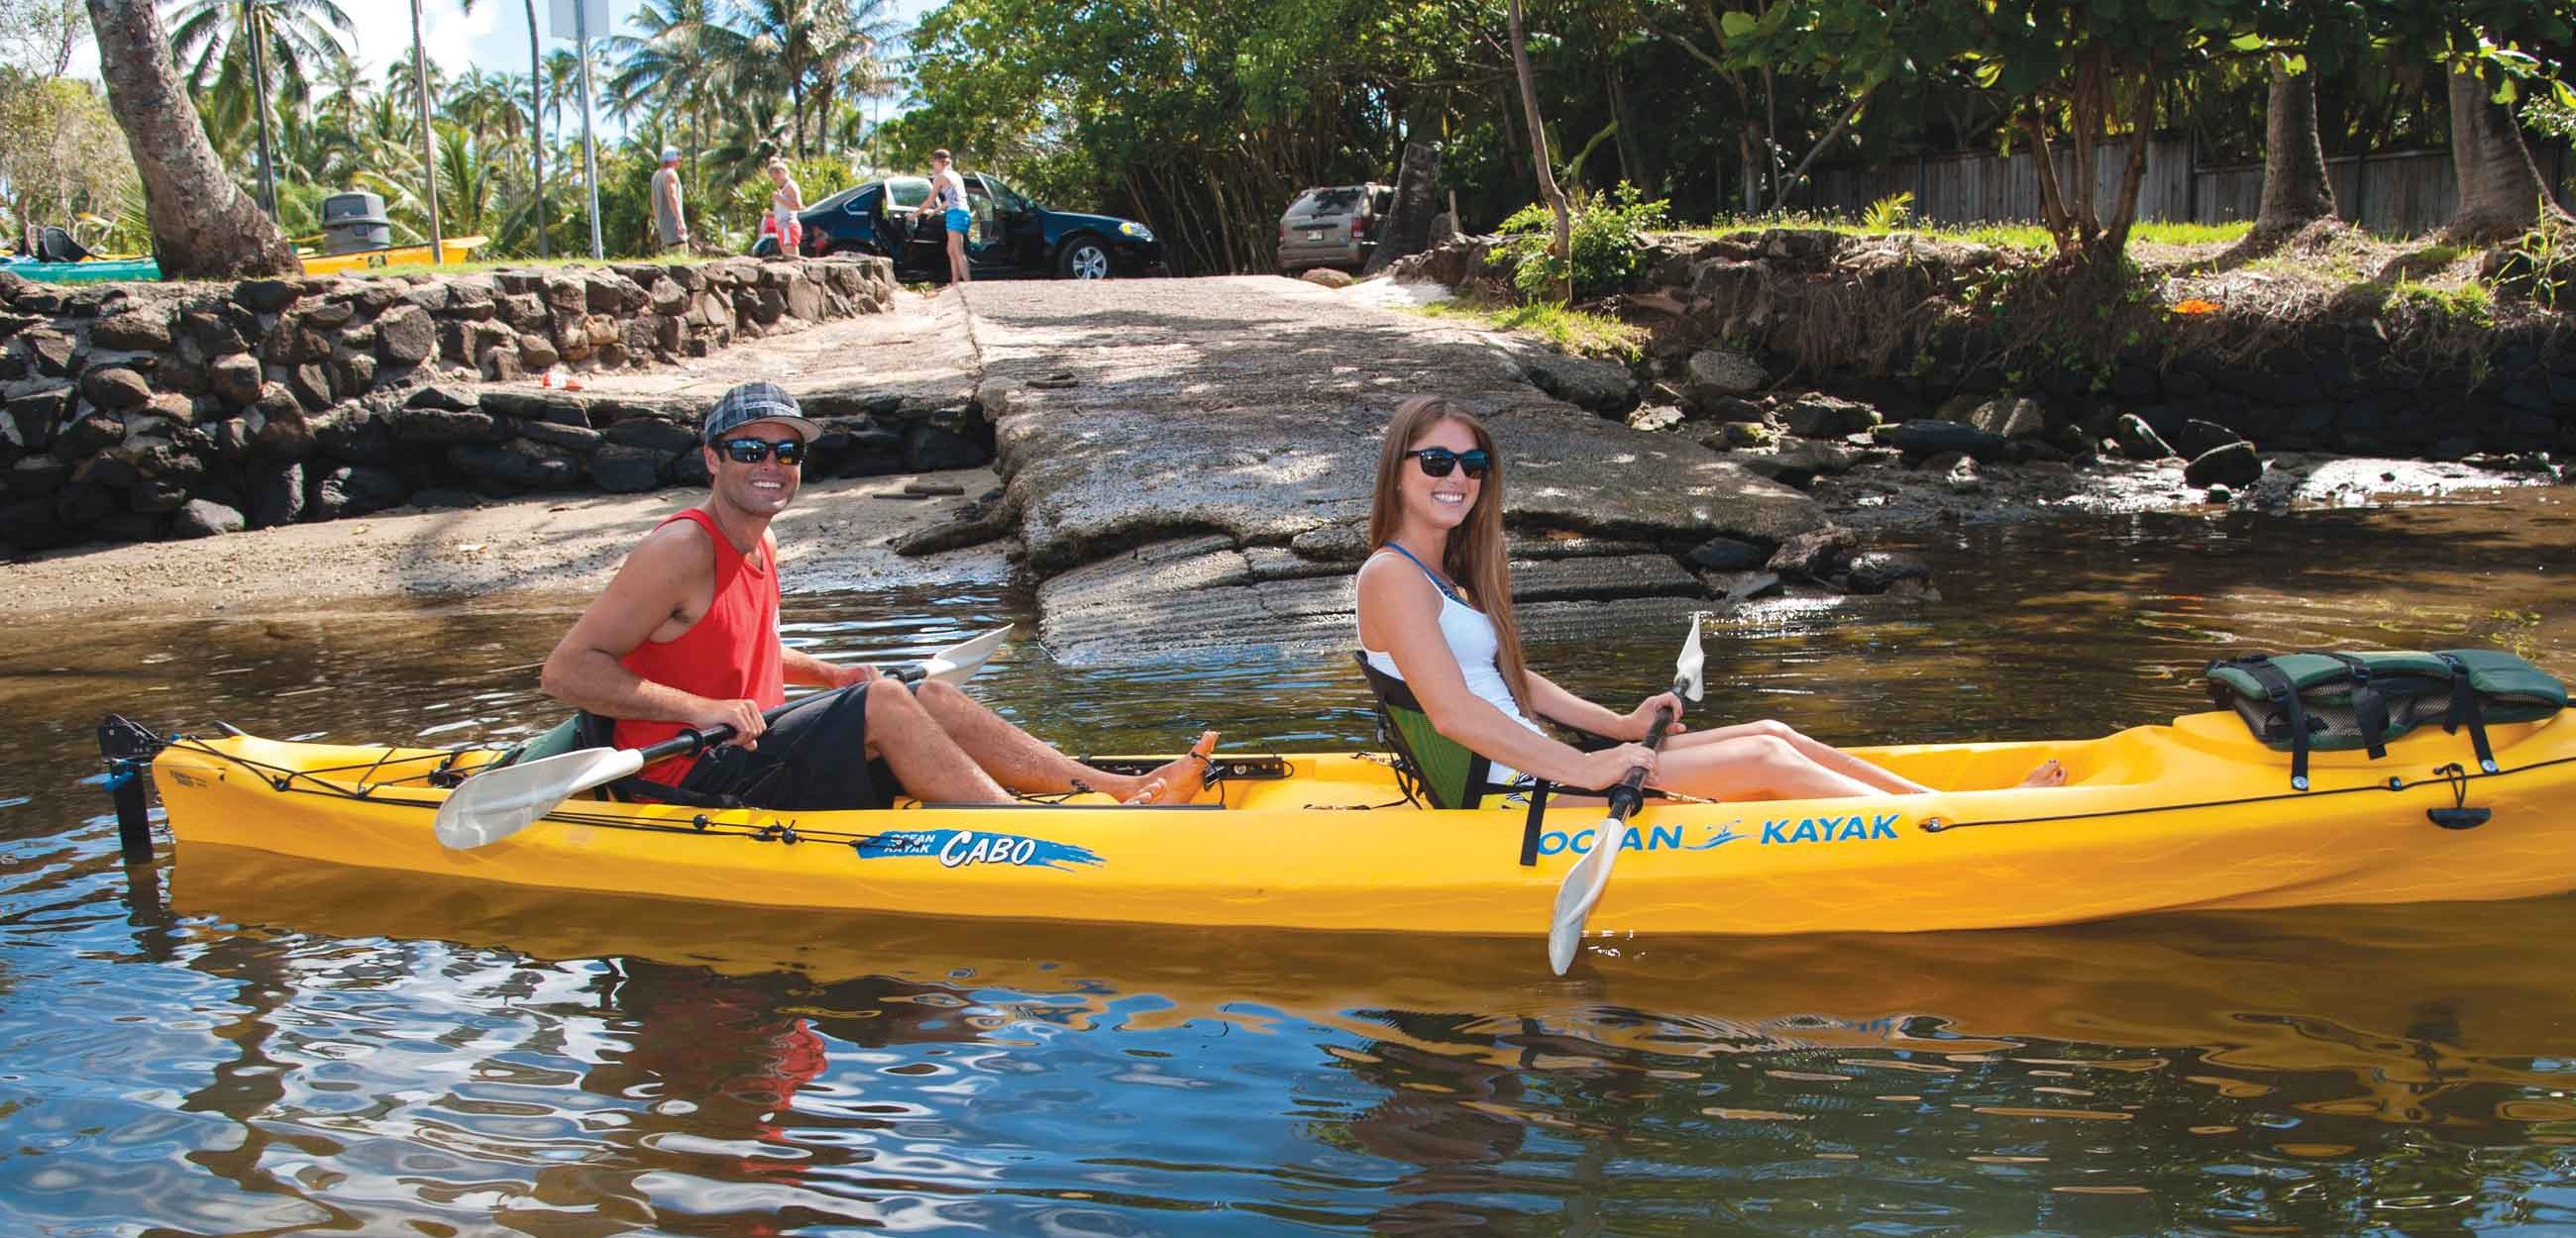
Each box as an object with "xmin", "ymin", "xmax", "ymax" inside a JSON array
[{"xmin": 132, "ymin": 706, "xmax": 2576, "ymax": 939}]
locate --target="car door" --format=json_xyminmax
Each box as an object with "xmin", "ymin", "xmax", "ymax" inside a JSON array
[
  {"xmin": 973, "ymin": 174, "xmax": 1048, "ymax": 273},
  {"xmin": 873, "ymin": 177, "xmax": 946, "ymax": 278},
  {"xmin": 960, "ymin": 175, "xmax": 1037, "ymax": 278}
]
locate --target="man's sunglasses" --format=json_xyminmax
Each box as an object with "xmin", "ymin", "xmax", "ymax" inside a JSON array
[
  {"xmin": 717, "ymin": 436, "xmax": 807, "ymax": 466},
  {"xmin": 1405, "ymin": 447, "xmax": 1491, "ymax": 479}
]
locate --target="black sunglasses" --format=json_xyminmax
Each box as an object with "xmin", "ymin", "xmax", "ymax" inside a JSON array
[
  {"xmin": 1405, "ymin": 447, "xmax": 1490, "ymax": 479},
  {"xmin": 717, "ymin": 436, "xmax": 807, "ymax": 466}
]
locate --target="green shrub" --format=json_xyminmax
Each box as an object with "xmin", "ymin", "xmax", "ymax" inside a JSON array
[
  {"xmin": 1861, "ymin": 191, "xmax": 1913, "ymax": 232},
  {"xmin": 1497, "ymin": 183, "xmax": 1670, "ymax": 301}
]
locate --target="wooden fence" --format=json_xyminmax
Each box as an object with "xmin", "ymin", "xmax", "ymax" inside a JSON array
[{"xmin": 1807, "ymin": 137, "xmax": 2576, "ymax": 238}]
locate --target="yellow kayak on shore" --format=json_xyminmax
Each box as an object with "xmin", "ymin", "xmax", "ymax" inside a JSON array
[
  {"xmin": 143, "ymin": 708, "xmax": 2576, "ymax": 939},
  {"xmin": 299, "ymin": 235, "xmax": 486, "ymax": 275}
]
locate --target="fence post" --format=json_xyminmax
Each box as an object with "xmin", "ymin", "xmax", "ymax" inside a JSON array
[
  {"xmin": 2185, "ymin": 135, "xmax": 2199, "ymax": 224},
  {"xmin": 2352, "ymin": 148, "xmax": 2369, "ymax": 231}
]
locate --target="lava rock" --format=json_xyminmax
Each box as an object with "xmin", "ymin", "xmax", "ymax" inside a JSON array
[{"xmin": 2183, "ymin": 441, "xmax": 2262, "ymax": 487}]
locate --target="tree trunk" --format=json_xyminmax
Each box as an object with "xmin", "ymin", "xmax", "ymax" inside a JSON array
[
  {"xmin": 2445, "ymin": 68, "xmax": 2572, "ymax": 243},
  {"xmin": 1507, "ymin": 0, "xmax": 1571, "ymax": 302},
  {"xmin": 84, "ymin": 0, "xmax": 297, "ymax": 278},
  {"xmin": 408, "ymin": 0, "xmax": 443, "ymax": 261},
  {"xmin": 2251, "ymin": 59, "xmax": 2337, "ymax": 239}
]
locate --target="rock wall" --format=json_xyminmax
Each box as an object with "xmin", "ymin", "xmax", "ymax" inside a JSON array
[
  {"xmin": 1397, "ymin": 230, "xmax": 2575, "ymax": 476},
  {"xmin": 0, "ymin": 256, "xmax": 907, "ymax": 549}
]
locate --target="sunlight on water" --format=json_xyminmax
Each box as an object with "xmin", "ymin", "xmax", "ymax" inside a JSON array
[{"xmin": 0, "ymin": 492, "xmax": 2572, "ymax": 1235}]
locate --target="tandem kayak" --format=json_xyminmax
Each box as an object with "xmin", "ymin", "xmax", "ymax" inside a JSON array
[{"xmin": 139, "ymin": 707, "xmax": 2576, "ymax": 939}]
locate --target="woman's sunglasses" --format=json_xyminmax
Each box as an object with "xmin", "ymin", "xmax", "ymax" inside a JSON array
[
  {"xmin": 717, "ymin": 436, "xmax": 807, "ymax": 466},
  {"xmin": 1405, "ymin": 447, "xmax": 1490, "ymax": 479}
]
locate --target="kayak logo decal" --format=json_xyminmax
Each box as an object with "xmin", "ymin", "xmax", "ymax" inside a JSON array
[
  {"xmin": 855, "ymin": 828, "xmax": 1103, "ymax": 872},
  {"xmin": 1535, "ymin": 820, "xmax": 1742, "ymax": 857},
  {"xmin": 1760, "ymin": 812, "xmax": 1898, "ymax": 844}
]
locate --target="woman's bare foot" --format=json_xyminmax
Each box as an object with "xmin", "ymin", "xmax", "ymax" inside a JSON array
[
  {"xmin": 2019, "ymin": 759, "xmax": 2067, "ymax": 787},
  {"xmin": 1138, "ymin": 731, "xmax": 1220, "ymax": 804},
  {"xmin": 1120, "ymin": 777, "xmax": 1166, "ymax": 805}
]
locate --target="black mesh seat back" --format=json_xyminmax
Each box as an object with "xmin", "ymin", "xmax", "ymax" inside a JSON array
[{"xmin": 37, "ymin": 226, "xmax": 89, "ymax": 263}]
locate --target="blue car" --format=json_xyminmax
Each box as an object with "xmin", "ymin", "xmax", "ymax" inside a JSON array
[{"xmin": 752, "ymin": 171, "xmax": 1167, "ymax": 280}]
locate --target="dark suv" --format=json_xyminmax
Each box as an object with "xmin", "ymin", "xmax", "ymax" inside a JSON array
[{"xmin": 752, "ymin": 172, "xmax": 1166, "ymax": 280}]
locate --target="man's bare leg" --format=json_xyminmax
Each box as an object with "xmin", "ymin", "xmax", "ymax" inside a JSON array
[
  {"xmin": 912, "ymin": 680, "xmax": 1219, "ymax": 803},
  {"xmin": 862, "ymin": 678, "xmax": 1013, "ymax": 803}
]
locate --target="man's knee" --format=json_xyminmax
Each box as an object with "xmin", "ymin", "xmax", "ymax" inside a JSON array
[
  {"xmin": 915, "ymin": 678, "xmax": 967, "ymax": 710},
  {"xmin": 867, "ymin": 675, "xmax": 925, "ymax": 716}
]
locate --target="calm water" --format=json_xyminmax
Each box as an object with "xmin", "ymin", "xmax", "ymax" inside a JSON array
[{"xmin": 5, "ymin": 490, "xmax": 2576, "ymax": 1236}]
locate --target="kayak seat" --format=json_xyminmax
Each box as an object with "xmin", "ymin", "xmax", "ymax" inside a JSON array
[
  {"xmin": 1357, "ymin": 653, "xmax": 1631, "ymax": 867},
  {"xmin": 37, "ymin": 225, "xmax": 89, "ymax": 263}
]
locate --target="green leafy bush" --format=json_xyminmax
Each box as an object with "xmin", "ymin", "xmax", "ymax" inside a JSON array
[
  {"xmin": 1496, "ymin": 183, "xmax": 1670, "ymax": 301},
  {"xmin": 1862, "ymin": 191, "xmax": 1913, "ymax": 232}
]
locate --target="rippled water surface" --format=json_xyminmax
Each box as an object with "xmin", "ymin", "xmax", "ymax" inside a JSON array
[{"xmin": 5, "ymin": 491, "xmax": 2576, "ymax": 1236}]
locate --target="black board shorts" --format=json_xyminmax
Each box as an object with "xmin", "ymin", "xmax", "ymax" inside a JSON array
[{"xmin": 677, "ymin": 685, "xmax": 907, "ymax": 811}]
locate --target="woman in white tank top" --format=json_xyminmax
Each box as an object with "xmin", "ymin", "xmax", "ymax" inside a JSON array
[{"xmin": 1354, "ymin": 396, "xmax": 2066, "ymax": 803}]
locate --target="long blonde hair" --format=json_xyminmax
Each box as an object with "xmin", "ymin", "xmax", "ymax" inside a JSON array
[{"xmin": 1366, "ymin": 395, "xmax": 1531, "ymax": 712}]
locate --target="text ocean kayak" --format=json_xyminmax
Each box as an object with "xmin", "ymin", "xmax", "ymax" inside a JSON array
[{"xmin": 143, "ymin": 707, "xmax": 2576, "ymax": 938}]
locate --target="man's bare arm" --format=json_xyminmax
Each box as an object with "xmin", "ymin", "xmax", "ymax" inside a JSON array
[{"xmin": 540, "ymin": 522, "xmax": 764, "ymax": 742}]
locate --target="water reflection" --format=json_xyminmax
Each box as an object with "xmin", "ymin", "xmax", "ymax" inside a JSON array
[{"xmin": 1, "ymin": 492, "xmax": 2574, "ymax": 1234}]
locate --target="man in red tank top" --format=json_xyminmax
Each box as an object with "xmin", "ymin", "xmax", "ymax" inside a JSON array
[{"xmin": 540, "ymin": 382, "xmax": 1216, "ymax": 810}]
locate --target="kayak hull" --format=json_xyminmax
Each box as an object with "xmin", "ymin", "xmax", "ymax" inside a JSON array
[
  {"xmin": 298, "ymin": 235, "xmax": 485, "ymax": 275},
  {"xmin": 150, "ymin": 710, "xmax": 2576, "ymax": 937},
  {"xmin": 2, "ymin": 256, "xmax": 161, "ymax": 283}
]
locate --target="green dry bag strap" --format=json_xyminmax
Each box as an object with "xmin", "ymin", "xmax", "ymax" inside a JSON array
[
  {"xmin": 2433, "ymin": 652, "xmax": 2499, "ymax": 774},
  {"xmin": 2317, "ymin": 652, "xmax": 2394, "ymax": 760}
]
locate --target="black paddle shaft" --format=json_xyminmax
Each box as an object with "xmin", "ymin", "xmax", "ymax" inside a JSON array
[{"xmin": 1604, "ymin": 682, "xmax": 1686, "ymax": 818}]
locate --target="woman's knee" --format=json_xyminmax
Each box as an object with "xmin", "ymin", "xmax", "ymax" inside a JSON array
[{"xmin": 1745, "ymin": 718, "xmax": 1797, "ymax": 742}]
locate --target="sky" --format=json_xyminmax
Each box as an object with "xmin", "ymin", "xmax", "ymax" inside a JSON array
[{"xmin": 63, "ymin": 0, "xmax": 940, "ymax": 140}]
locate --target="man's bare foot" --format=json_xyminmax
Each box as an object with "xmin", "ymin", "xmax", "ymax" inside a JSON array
[
  {"xmin": 2019, "ymin": 759, "xmax": 2067, "ymax": 787},
  {"xmin": 1138, "ymin": 731, "xmax": 1221, "ymax": 804}
]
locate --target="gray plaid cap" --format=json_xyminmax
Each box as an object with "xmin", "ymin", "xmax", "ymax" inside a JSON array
[{"xmin": 699, "ymin": 381, "xmax": 819, "ymax": 445}]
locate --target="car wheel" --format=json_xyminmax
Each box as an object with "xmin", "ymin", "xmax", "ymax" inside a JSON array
[{"xmin": 1057, "ymin": 236, "xmax": 1112, "ymax": 279}]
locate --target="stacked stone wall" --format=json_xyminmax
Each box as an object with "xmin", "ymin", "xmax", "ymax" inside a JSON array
[{"xmin": 0, "ymin": 256, "xmax": 912, "ymax": 548}]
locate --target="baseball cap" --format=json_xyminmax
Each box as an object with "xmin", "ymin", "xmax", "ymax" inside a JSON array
[
  {"xmin": 660, "ymin": 146, "xmax": 681, "ymax": 162},
  {"xmin": 700, "ymin": 381, "xmax": 819, "ymax": 445}
]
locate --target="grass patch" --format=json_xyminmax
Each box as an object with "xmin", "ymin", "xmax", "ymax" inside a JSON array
[
  {"xmin": 326, "ymin": 254, "xmax": 706, "ymax": 280},
  {"xmin": 1402, "ymin": 298, "xmax": 1645, "ymax": 361},
  {"xmin": 1672, "ymin": 215, "xmax": 2249, "ymax": 254},
  {"xmin": 2390, "ymin": 277, "xmax": 2495, "ymax": 326}
]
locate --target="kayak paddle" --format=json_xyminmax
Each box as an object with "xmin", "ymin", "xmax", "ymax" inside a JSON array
[
  {"xmin": 1547, "ymin": 616, "xmax": 1706, "ymax": 976},
  {"xmin": 433, "ymin": 625, "xmax": 1014, "ymax": 851}
]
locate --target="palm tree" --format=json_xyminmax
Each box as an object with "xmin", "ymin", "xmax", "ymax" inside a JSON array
[
  {"xmin": 89, "ymin": 0, "xmax": 299, "ymax": 275},
  {"xmin": 163, "ymin": 0, "xmax": 354, "ymax": 138},
  {"xmin": 730, "ymin": 0, "xmax": 854, "ymax": 158},
  {"xmin": 316, "ymin": 46, "xmax": 369, "ymax": 130}
]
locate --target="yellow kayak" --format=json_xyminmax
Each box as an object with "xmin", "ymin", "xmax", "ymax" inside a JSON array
[
  {"xmin": 143, "ymin": 708, "xmax": 2576, "ymax": 938},
  {"xmin": 299, "ymin": 235, "xmax": 486, "ymax": 275}
]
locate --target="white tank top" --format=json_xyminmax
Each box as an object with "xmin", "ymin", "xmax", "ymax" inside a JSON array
[{"xmin": 1359, "ymin": 546, "xmax": 1547, "ymax": 785}]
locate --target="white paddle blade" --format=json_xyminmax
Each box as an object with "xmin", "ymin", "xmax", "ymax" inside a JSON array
[
  {"xmin": 1675, "ymin": 616, "xmax": 1706, "ymax": 702},
  {"xmin": 433, "ymin": 748, "xmax": 645, "ymax": 850},
  {"xmin": 1547, "ymin": 817, "xmax": 1627, "ymax": 975}
]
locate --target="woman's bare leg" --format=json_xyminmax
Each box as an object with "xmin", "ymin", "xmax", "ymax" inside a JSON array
[
  {"xmin": 1664, "ymin": 720, "xmax": 1931, "ymax": 794},
  {"xmin": 1649, "ymin": 734, "xmax": 1893, "ymax": 801}
]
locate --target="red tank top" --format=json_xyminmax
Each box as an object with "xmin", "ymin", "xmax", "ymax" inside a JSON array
[{"xmin": 612, "ymin": 509, "xmax": 786, "ymax": 784}]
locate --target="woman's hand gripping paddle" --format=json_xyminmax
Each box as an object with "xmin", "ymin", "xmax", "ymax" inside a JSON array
[
  {"xmin": 1548, "ymin": 617, "xmax": 1704, "ymax": 976},
  {"xmin": 432, "ymin": 626, "xmax": 1014, "ymax": 850}
]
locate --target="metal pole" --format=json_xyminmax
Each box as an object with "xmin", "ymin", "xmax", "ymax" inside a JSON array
[
  {"xmin": 576, "ymin": 1, "xmax": 603, "ymax": 259},
  {"xmin": 409, "ymin": 0, "xmax": 446, "ymax": 262},
  {"xmin": 527, "ymin": 0, "xmax": 548, "ymax": 258},
  {"xmin": 243, "ymin": 0, "xmax": 278, "ymax": 220}
]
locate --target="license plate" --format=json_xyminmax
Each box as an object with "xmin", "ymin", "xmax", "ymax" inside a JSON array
[{"xmin": 1307, "ymin": 231, "xmax": 1326, "ymax": 242}]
